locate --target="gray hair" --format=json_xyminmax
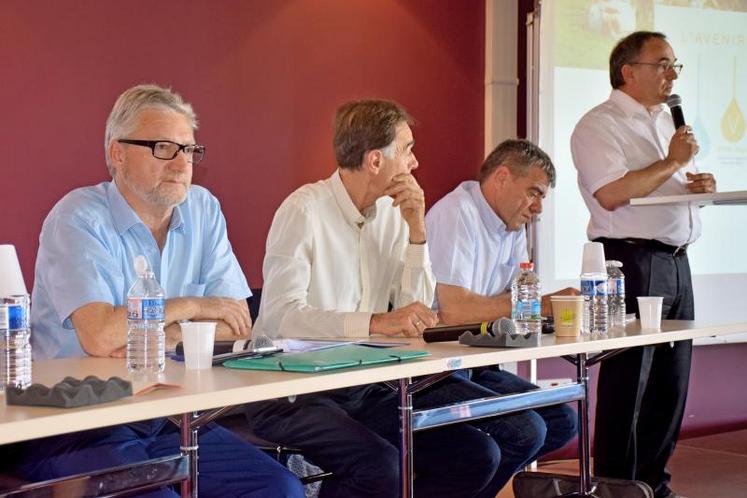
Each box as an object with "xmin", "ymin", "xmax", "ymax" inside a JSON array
[
  {"xmin": 104, "ymin": 84, "xmax": 198, "ymax": 175},
  {"xmin": 479, "ymin": 139, "xmax": 556, "ymax": 187}
]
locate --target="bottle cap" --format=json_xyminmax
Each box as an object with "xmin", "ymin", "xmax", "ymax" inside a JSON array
[
  {"xmin": 519, "ymin": 262, "xmax": 534, "ymax": 270},
  {"xmin": 605, "ymin": 260, "xmax": 623, "ymax": 268},
  {"xmin": 581, "ymin": 242, "xmax": 606, "ymax": 274}
]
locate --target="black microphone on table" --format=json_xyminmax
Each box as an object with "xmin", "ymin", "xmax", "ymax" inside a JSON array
[
  {"xmin": 175, "ymin": 339, "xmax": 251, "ymax": 356},
  {"xmin": 666, "ymin": 94, "xmax": 686, "ymax": 130},
  {"xmin": 422, "ymin": 317, "xmax": 516, "ymax": 343}
]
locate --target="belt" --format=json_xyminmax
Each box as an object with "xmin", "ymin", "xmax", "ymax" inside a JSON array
[{"xmin": 595, "ymin": 237, "xmax": 688, "ymax": 257}]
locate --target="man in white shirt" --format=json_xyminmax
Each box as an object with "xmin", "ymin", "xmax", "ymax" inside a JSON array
[
  {"xmin": 426, "ymin": 139, "xmax": 578, "ymax": 497},
  {"xmin": 246, "ymin": 100, "xmax": 506, "ymax": 498},
  {"xmin": 571, "ymin": 31, "xmax": 716, "ymax": 498}
]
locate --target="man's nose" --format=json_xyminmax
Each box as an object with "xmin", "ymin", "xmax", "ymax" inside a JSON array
[
  {"xmin": 169, "ymin": 150, "xmax": 192, "ymax": 170},
  {"xmin": 531, "ymin": 198, "xmax": 543, "ymax": 214},
  {"xmin": 410, "ymin": 154, "xmax": 419, "ymax": 171}
]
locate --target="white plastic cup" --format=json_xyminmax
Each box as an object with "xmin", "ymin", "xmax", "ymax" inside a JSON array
[
  {"xmin": 0, "ymin": 245, "xmax": 28, "ymax": 296},
  {"xmin": 581, "ymin": 242, "xmax": 607, "ymax": 274},
  {"xmin": 637, "ymin": 297, "xmax": 663, "ymax": 331},
  {"xmin": 180, "ymin": 321, "xmax": 217, "ymax": 370}
]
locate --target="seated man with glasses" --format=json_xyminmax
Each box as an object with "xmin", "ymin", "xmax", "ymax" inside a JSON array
[{"xmin": 14, "ymin": 84, "xmax": 304, "ymax": 498}]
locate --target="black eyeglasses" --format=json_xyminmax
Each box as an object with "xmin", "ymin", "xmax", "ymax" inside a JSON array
[
  {"xmin": 117, "ymin": 139, "xmax": 206, "ymax": 165},
  {"xmin": 629, "ymin": 60, "xmax": 683, "ymax": 75}
]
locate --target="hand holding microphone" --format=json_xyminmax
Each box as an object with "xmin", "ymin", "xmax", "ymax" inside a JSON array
[
  {"xmin": 666, "ymin": 94, "xmax": 699, "ymax": 166},
  {"xmin": 667, "ymin": 94, "xmax": 716, "ymax": 193}
]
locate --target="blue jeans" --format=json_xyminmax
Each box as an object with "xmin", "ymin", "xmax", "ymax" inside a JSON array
[
  {"xmin": 13, "ymin": 419, "xmax": 304, "ymax": 498},
  {"xmin": 448, "ymin": 367, "xmax": 577, "ymax": 498}
]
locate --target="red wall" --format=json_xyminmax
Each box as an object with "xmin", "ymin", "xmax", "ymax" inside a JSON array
[{"xmin": 0, "ymin": 0, "xmax": 485, "ymax": 287}]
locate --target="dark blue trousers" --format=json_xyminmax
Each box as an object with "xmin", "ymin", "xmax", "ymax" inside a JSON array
[
  {"xmin": 467, "ymin": 367, "xmax": 578, "ymax": 498},
  {"xmin": 244, "ymin": 372, "xmax": 576, "ymax": 498},
  {"xmin": 13, "ymin": 419, "xmax": 304, "ymax": 498}
]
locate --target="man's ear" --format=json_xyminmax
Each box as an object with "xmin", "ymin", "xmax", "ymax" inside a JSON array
[
  {"xmin": 621, "ymin": 63, "xmax": 635, "ymax": 86},
  {"xmin": 492, "ymin": 164, "xmax": 511, "ymax": 188},
  {"xmin": 108, "ymin": 140, "xmax": 125, "ymax": 176},
  {"xmin": 363, "ymin": 149, "xmax": 383, "ymax": 175}
]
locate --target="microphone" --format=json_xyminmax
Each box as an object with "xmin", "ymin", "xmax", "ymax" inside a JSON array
[
  {"xmin": 423, "ymin": 317, "xmax": 515, "ymax": 343},
  {"xmin": 666, "ymin": 94, "xmax": 686, "ymax": 130},
  {"xmin": 176, "ymin": 339, "xmax": 251, "ymax": 356}
]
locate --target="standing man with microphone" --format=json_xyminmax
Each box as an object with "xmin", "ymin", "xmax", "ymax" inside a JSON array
[{"xmin": 571, "ymin": 31, "xmax": 716, "ymax": 498}]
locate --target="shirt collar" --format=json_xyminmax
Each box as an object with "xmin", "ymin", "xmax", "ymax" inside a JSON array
[
  {"xmin": 330, "ymin": 169, "xmax": 377, "ymax": 227},
  {"xmin": 467, "ymin": 181, "xmax": 509, "ymax": 237},
  {"xmin": 610, "ymin": 89, "xmax": 665, "ymax": 120},
  {"xmin": 107, "ymin": 181, "xmax": 185, "ymax": 235}
]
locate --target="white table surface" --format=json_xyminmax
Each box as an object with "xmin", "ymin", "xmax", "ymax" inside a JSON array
[{"xmin": 2, "ymin": 319, "xmax": 744, "ymax": 445}]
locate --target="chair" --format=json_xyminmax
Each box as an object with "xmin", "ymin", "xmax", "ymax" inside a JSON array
[
  {"xmin": 217, "ymin": 413, "xmax": 332, "ymax": 487},
  {"xmin": 248, "ymin": 287, "xmax": 262, "ymax": 322}
]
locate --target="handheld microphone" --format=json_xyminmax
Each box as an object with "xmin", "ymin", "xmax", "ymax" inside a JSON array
[
  {"xmin": 423, "ymin": 317, "xmax": 515, "ymax": 343},
  {"xmin": 666, "ymin": 94, "xmax": 686, "ymax": 130}
]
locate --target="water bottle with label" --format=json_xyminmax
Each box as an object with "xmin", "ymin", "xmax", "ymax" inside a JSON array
[
  {"xmin": 580, "ymin": 271, "xmax": 609, "ymax": 334},
  {"xmin": 0, "ymin": 294, "xmax": 32, "ymax": 392},
  {"xmin": 606, "ymin": 260, "xmax": 626, "ymax": 328},
  {"xmin": 511, "ymin": 262, "xmax": 542, "ymax": 334},
  {"xmin": 126, "ymin": 255, "xmax": 165, "ymax": 376}
]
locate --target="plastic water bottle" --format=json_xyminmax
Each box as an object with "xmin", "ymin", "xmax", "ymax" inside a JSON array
[
  {"xmin": 511, "ymin": 262, "xmax": 542, "ymax": 334},
  {"xmin": 580, "ymin": 271, "xmax": 609, "ymax": 334},
  {"xmin": 0, "ymin": 294, "xmax": 32, "ymax": 391},
  {"xmin": 606, "ymin": 260, "xmax": 626, "ymax": 328},
  {"xmin": 126, "ymin": 256, "xmax": 165, "ymax": 376}
]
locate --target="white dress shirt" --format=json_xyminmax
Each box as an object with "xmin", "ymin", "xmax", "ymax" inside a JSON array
[
  {"xmin": 254, "ymin": 170, "xmax": 435, "ymax": 339},
  {"xmin": 571, "ymin": 89, "xmax": 701, "ymax": 247}
]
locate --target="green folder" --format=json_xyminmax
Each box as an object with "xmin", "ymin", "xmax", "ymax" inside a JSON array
[{"xmin": 222, "ymin": 345, "xmax": 430, "ymax": 373}]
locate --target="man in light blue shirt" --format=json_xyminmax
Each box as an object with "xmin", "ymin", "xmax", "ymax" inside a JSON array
[
  {"xmin": 426, "ymin": 139, "xmax": 578, "ymax": 496},
  {"xmin": 17, "ymin": 84, "xmax": 303, "ymax": 498},
  {"xmin": 32, "ymin": 179, "xmax": 251, "ymax": 359}
]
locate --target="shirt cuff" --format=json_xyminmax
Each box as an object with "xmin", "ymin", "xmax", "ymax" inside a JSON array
[
  {"xmin": 343, "ymin": 312, "xmax": 372, "ymax": 338},
  {"xmin": 405, "ymin": 242, "xmax": 430, "ymax": 268}
]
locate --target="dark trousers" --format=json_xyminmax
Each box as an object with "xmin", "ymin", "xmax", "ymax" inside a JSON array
[
  {"xmin": 468, "ymin": 367, "xmax": 578, "ymax": 498},
  {"xmin": 244, "ymin": 379, "xmax": 503, "ymax": 498},
  {"xmin": 244, "ymin": 370, "xmax": 576, "ymax": 498},
  {"xmin": 594, "ymin": 238, "xmax": 694, "ymax": 497}
]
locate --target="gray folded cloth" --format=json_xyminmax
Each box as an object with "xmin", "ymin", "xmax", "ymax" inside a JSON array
[{"xmin": 5, "ymin": 376, "xmax": 132, "ymax": 408}]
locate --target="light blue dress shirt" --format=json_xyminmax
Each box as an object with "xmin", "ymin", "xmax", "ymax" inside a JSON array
[
  {"xmin": 425, "ymin": 181, "xmax": 528, "ymax": 303},
  {"xmin": 31, "ymin": 181, "xmax": 251, "ymax": 359}
]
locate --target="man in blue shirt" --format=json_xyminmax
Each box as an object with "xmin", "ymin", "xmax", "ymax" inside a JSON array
[
  {"xmin": 426, "ymin": 139, "xmax": 578, "ymax": 495},
  {"xmin": 16, "ymin": 84, "xmax": 303, "ymax": 498}
]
